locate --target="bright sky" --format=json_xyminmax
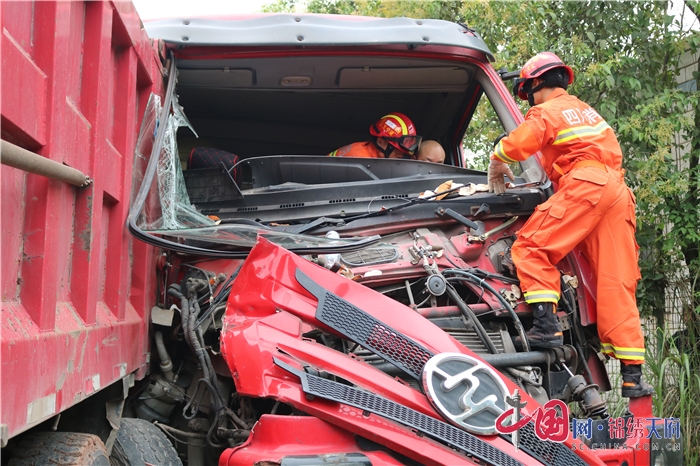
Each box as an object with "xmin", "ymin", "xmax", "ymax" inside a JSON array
[{"xmin": 132, "ymin": 0, "xmax": 274, "ymax": 21}]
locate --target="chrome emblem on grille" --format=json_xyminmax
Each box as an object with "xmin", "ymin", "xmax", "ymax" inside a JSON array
[{"xmin": 422, "ymin": 352, "xmax": 509, "ymax": 435}]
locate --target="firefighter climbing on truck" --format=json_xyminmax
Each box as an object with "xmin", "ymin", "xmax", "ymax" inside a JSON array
[{"xmin": 488, "ymin": 51, "xmax": 654, "ymax": 398}]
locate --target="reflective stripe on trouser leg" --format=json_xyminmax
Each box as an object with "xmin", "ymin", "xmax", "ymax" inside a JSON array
[
  {"xmin": 600, "ymin": 343, "xmax": 645, "ymax": 361},
  {"xmin": 523, "ymin": 290, "xmax": 560, "ymax": 304},
  {"xmin": 580, "ymin": 180, "xmax": 645, "ymax": 364},
  {"xmin": 512, "ymin": 167, "xmax": 645, "ymax": 363}
]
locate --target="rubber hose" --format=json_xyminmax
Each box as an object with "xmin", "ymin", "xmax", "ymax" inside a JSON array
[
  {"xmin": 154, "ymin": 331, "xmax": 175, "ymax": 382},
  {"xmin": 445, "ymin": 269, "xmax": 530, "ymax": 352},
  {"xmin": 445, "ymin": 284, "xmax": 499, "ymax": 354},
  {"xmin": 155, "ymin": 421, "xmax": 207, "ymax": 439}
]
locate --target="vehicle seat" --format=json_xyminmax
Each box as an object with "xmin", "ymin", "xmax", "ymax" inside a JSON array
[{"xmin": 189, "ymin": 147, "xmax": 241, "ymax": 183}]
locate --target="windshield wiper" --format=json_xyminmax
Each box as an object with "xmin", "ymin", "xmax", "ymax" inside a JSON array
[{"xmin": 277, "ymin": 217, "xmax": 347, "ymax": 235}]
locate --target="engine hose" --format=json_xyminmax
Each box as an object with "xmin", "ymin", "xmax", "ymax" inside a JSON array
[
  {"xmin": 183, "ymin": 381, "xmax": 207, "ymax": 421},
  {"xmin": 196, "ymin": 325, "xmax": 228, "ymax": 408},
  {"xmin": 180, "ymin": 294, "xmax": 204, "ymax": 420},
  {"xmin": 191, "ymin": 305, "xmax": 225, "ymax": 407},
  {"xmin": 444, "ymin": 269, "xmax": 530, "ymax": 352},
  {"xmin": 167, "ymin": 287, "xmax": 196, "ymax": 357},
  {"xmin": 154, "ymin": 421, "xmax": 207, "ymax": 439},
  {"xmin": 187, "ymin": 297, "xmax": 210, "ymax": 382},
  {"xmin": 191, "ymin": 297, "xmax": 234, "ymax": 437},
  {"xmin": 194, "ymin": 378, "xmax": 246, "ymax": 446},
  {"xmin": 224, "ymin": 406, "xmax": 249, "ymax": 430},
  {"xmin": 189, "ymin": 298, "xmax": 225, "ymax": 420},
  {"xmin": 203, "ymin": 391, "xmax": 226, "ymax": 449},
  {"xmin": 183, "ymin": 377, "xmax": 224, "ymax": 424},
  {"xmin": 207, "ymin": 421, "xmax": 228, "ymax": 449},
  {"xmin": 445, "ymin": 284, "xmax": 499, "ymax": 354},
  {"xmin": 421, "ymin": 260, "xmax": 500, "ymax": 354},
  {"xmin": 154, "ymin": 331, "xmax": 175, "ymax": 382},
  {"xmin": 171, "ymin": 284, "xmax": 247, "ymax": 438},
  {"xmin": 168, "ymin": 286, "xmax": 228, "ymax": 428},
  {"xmin": 171, "ymin": 285, "xmax": 217, "ymax": 420}
]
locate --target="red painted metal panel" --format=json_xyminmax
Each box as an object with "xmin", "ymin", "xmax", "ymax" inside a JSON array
[
  {"xmin": 1, "ymin": 0, "xmax": 163, "ymax": 442},
  {"xmin": 222, "ymin": 416, "xmax": 408, "ymax": 465},
  {"xmin": 0, "ymin": 29, "xmax": 47, "ymax": 148}
]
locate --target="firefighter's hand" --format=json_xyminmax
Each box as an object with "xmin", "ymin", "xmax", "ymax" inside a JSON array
[{"xmin": 487, "ymin": 158, "xmax": 515, "ymax": 194}]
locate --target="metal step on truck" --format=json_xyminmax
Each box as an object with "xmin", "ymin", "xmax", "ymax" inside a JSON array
[{"xmin": 2, "ymin": 1, "xmax": 676, "ymax": 465}]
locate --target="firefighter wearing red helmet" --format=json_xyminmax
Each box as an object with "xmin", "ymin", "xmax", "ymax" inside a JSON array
[
  {"xmin": 488, "ymin": 52, "xmax": 653, "ymax": 398},
  {"xmin": 329, "ymin": 113, "xmax": 423, "ymax": 159}
]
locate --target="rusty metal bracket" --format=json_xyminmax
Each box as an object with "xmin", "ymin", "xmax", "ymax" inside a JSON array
[{"xmin": 468, "ymin": 216, "xmax": 519, "ymax": 243}]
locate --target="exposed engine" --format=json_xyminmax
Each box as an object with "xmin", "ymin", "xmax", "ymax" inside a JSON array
[{"xmin": 131, "ymin": 219, "xmax": 611, "ymax": 464}]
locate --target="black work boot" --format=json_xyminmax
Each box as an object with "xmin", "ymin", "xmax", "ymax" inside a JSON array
[
  {"xmin": 620, "ymin": 363, "xmax": 654, "ymax": 398},
  {"xmin": 515, "ymin": 303, "xmax": 564, "ymax": 349}
]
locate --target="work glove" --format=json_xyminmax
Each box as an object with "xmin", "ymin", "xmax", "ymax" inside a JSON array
[{"xmin": 487, "ymin": 158, "xmax": 515, "ymax": 194}]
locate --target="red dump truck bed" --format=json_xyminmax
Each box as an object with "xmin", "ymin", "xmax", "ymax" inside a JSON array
[{"xmin": 1, "ymin": 0, "xmax": 162, "ymax": 446}]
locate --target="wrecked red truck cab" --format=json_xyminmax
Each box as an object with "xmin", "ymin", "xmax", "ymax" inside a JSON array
[{"xmin": 3, "ymin": 5, "xmax": 671, "ymax": 466}]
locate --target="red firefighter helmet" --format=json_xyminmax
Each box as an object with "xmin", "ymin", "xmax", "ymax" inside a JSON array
[
  {"xmin": 369, "ymin": 113, "xmax": 422, "ymax": 156},
  {"xmin": 513, "ymin": 52, "xmax": 574, "ymax": 101}
]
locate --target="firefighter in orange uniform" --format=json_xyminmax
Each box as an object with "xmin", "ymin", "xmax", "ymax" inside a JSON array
[
  {"xmin": 488, "ymin": 52, "xmax": 652, "ymax": 398},
  {"xmin": 329, "ymin": 113, "xmax": 423, "ymax": 159}
]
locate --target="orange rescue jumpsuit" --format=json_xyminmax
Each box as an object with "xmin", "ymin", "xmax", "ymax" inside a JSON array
[
  {"xmin": 492, "ymin": 88, "xmax": 644, "ymax": 364},
  {"xmin": 329, "ymin": 141, "xmax": 384, "ymax": 158}
]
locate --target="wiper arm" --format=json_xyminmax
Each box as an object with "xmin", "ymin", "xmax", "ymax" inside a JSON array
[{"xmin": 278, "ymin": 217, "xmax": 346, "ymax": 235}]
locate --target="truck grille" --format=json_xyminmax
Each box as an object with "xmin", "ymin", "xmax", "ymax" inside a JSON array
[
  {"xmin": 296, "ymin": 269, "xmax": 433, "ymax": 379},
  {"xmin": 275, "ymin": 358, "xmax": 522, "ymax": 466},
  {"xmin": 294, "ymin": 268, "xmax": 589, "ymax": 466}
]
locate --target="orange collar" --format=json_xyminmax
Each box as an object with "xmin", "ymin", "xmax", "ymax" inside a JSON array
[{"xmin": 544, "ymin": 87, "xmax": 569, "ymax": 103}]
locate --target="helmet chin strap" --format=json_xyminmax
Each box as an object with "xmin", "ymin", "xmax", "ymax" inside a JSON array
[
  {"xmin": 527, "ymin": 81, "xmax": 547, "ymax": 106},
  {"xmin": 373, "ymin": 138, "xmax": 396, "ymax": 158}
]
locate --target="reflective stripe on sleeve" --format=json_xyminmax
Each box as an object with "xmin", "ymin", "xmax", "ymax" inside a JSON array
[
  {"xmin": 493, "ymin": 140, "xmax": 518, "ymax": 164},
  {"xmin": 552, "ymin": 121, "xmax": 611, "ymax": 145},
  {"xmin": 523, "ymin": 290, "xmax": 560, "ymax": 304},
  {"xmin": 329, "ymin": 150, "xmax": 338, "ymax": 157}
]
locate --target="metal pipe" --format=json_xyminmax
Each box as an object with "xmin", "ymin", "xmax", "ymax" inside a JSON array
[
  {"xmin": 480, "ymin": 351, "xmax": 550, "ymax": 367},
  {"xmin": 372, "ymin": 343, "xmax": 576, "ymax": 382},
  {"xmin": 405, "ymin": 280, "xmax": 416, "ymax": 308},
  {"xmin": 371, "ymin": 347, "xmax": 577, "ymax": 376},
  {"xmin": 480, "ymin": 346, "xmax": 577, "ymax": 368},
  {"xmin": 154, "ymin": 331, "xmax": 175, "ymax": 382},
  {"xmin": 415, "ymin": 304, "xmax": 491, "ymax": 319},
  {"xmin": 1, "ymin": 139, "xmax": 91, "ymax": 187},
  {"xmin": 154, "ymin": 421, "xmax": 207, "ymax": 439}
]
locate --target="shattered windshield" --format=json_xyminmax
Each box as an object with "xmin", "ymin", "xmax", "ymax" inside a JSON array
[{"xmin": 128, "ymin": 67, "xmax": 379, "ymax": 256}]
